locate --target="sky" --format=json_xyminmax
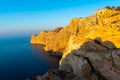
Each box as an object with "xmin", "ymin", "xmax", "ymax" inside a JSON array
[{"xmin": 0, "ymin": 0, "xmax": 120, "ymax": 37}]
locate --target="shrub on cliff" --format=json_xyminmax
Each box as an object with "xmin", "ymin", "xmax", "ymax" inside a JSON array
[
  {"xmin": 105, "ymin": 6, "xmax": 120, "ymax": 11},
  {"xmin": 52, "ymin": 27, "xmax": 63, "ymax": 32}
]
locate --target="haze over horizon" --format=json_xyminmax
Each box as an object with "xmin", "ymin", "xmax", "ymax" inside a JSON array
[{"xmin": 0, "ymin": 0, "xmax": 120, "ymax": 37}]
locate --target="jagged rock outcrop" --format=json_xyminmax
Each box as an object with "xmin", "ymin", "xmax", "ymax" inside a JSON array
[
  {"xmin": 59, "ymin": 38, "xmax": 120, "ymax": 80},
  {"xmin": 32, "ymin": 69, "xmax": 65, "ymax": 80}
]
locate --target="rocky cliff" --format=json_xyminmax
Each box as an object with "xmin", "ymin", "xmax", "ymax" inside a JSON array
[
  {"xmin": 31, "ymin": 7, "xmax": 120, "ymax": 80},
  {"xmin": 31, "ymin": 8, "xmax": 120, "ymax": 55}
]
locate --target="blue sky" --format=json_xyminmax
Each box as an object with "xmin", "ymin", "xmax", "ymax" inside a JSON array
[{"xmin": 0, "ymin": 0, "xmax": 120, "ymax": 36}]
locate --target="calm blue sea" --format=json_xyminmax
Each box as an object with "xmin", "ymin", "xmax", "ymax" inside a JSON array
[{"xmin": 0, "ymin": 35, "xmax": 59, "ymax": 80}]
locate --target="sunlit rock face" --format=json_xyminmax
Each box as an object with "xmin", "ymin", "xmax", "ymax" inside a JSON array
[{"xmin": 31, "ymin": 8, "xmax": 120, "ymax": 56}]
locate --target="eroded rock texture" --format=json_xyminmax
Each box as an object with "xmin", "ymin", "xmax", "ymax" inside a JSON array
[{"xmin": 59, "ymin": 38, "xmax": 120, "ymax": 80}]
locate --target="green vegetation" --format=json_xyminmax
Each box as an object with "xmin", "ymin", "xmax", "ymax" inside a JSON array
[{"xmin": 105, "ymin": 6, "xmax": 120, "ymax": 11}]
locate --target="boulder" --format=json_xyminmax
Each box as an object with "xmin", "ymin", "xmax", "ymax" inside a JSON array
[{"xmin": 59, "ymin": 39, "xmax": 120, "ymax": 80}]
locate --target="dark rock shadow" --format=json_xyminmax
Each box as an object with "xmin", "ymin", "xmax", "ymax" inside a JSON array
[{"xmin": 59, "ymin": 38, "xmax": 120, "ymax": 80}]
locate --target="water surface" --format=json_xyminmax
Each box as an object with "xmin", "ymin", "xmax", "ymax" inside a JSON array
[{"xmin": 0, "ymin": 36, "xmax": 59, "ymax": 80}]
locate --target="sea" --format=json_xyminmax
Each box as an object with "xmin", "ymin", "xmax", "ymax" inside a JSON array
[{"xmin": 0, "ymin": 35, "xmax": 59, "ymax": 80}]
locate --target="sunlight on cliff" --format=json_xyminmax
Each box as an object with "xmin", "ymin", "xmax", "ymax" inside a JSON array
[{"xmin": 31, "ymin": 8, "xmax": 120, "ymax": 58}]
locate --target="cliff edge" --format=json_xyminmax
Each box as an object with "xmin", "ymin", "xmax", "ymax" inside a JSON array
[
  {"xmin": 31, "ymin": 7, "xmax": 120, "ymax": 80},
  {"xmin": 31, "ymin": 8, "xmax": 120, "ymax": 55}
]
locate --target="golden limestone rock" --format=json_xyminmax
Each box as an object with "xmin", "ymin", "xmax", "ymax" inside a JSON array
[{"xmin": 31, "ymin": 8, "xmax": 120, "ymax": 55}]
